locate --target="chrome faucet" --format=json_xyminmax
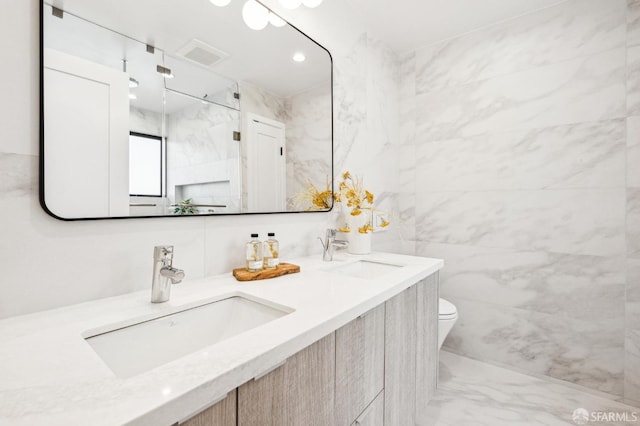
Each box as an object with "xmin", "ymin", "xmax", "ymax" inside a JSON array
[
  {"xmin": 319, "ymin": 229, "xmax": 349, "ymax": 261},
  {"xmin": 151, "ymin": 245, "xmax": 185, "ymax": 303}
]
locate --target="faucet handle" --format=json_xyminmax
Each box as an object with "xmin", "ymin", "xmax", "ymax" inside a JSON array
[
  {"xmin": 154, "ymin": 245, "xmax": 174, "ymax": 264},
  {"xmin": 326, "ymin": 228, "xmax": 337, "ymax": 238}
]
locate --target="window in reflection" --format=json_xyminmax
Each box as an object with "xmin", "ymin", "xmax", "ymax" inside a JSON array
[{"xmin": 129, "ymin": 132, "xmax": 164, "ymax": 197}]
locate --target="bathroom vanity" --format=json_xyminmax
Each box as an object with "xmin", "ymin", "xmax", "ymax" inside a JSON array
[{"xmin": 0, "ymin": 252, "xmax": 442, "ymax": 425}]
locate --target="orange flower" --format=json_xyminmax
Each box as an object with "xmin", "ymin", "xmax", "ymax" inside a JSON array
[
  {"xmin": 358, "ymin": 224, "xmax": 375, "ymax": 234},
  {"xmin": 365, "ymin": 190, "xmax": 374, "ymax": 204}
]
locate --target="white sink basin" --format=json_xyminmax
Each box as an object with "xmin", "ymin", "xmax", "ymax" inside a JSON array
[
  {"xmin": 327, "ymin": 260, "xmax": 403, "ymax": 279},
  {"xmin": 85, "ymin": 295, "xmax": 292, "ymax": 378}
]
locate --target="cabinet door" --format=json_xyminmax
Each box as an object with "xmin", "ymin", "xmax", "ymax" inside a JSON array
[
  {"xmin": 384, "ymin": 285, "xmax": 417, "ymax": 426},
  {"xmin": 180, "ymin": 390, "xmax": 236, "ymax": 426},
  {"xmin": 351, "ymin": 390, "xmax": 384, "ymax": 426},
  {"xmin": 238, "ymin": 333, "xmax": 335, "ymax": 426},
  {"xmin": 335, "ymin": 304, "xmax": 385, "ymax": 426},
  {"xmin": 416, "ymin": 273, "xmax": 439, "ymax": 420}
]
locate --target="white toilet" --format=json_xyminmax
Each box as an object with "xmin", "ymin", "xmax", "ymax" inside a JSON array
[{"xmin": 438, "ymin": 298, "xmax": 458, "ymax": 349}]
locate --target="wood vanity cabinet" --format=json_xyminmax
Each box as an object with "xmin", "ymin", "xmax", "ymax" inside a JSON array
[
  {"xmin": 237, "ymin": 333, "xmax": 336, "ymax": 426},
  {"xmin": 180, "ymin": 390, "xmax": 236, "ymax": 426},
  {"xmin": 384, "ymin": 284, "xmax": 418, "ymax": 425},
  {"xmin": 384, "ymin": 274, "xmax": 439, "ymax": 425},
  {"xmin": 335, "ymin": 304, "xmax": 385, "ymax": 426},
  {"xmin": 416, "ymin": 273, "xmax": 439, "ymax": 418},
  {"xmin": 174, "ymin": 273, "xmax": 439, "ymax": 426}
]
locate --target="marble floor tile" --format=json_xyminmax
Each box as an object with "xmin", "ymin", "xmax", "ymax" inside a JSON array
[
  {"xmin": 442, "ymin": 298, "xmax": 625, "ymax": 396},
  {"xmin": 420, "ymin": 351, "xmax": 640, "ymax": 426}
]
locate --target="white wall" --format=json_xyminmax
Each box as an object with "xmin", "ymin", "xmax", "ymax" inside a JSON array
[{"xmin": 0, "ymin": 0, "xmax": 404, "ymax": 319}]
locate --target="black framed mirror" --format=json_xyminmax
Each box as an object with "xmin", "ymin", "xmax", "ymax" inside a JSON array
[{"xmin": 40, "ymin": 0, "xmax": 333, "ymax": 219}]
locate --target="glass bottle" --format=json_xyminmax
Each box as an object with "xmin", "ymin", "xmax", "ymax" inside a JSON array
[
  {"xmin": 263, "ymin": 232, "xmax": 280, "ymax": 270},
  {"xmin": 246, "ymin": 233, "xmax": 263, "ymax": 272}
]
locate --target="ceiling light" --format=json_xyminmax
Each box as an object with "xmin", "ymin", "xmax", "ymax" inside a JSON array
[
  {"xmin": 269, "ymin": 11, "xmax": 286, "ymax": 27},
  {"xmin": 210, "ymin": 0, "xmax": 231, "ymax": 6},
  {"xmin": 129, "ymin": 93, "xmax": 137, "ymax": 100},
  {"xmin": 242, "ymin": 0, "xmax": 269, "ymax": 30},
  {"xmin": 302, "ymin": 0, "xmax": 322, "ymax": 7},
  {"xmin": 279, "ymin": 0, "xmax": 302, "ymax": 9},
  {"xmin": 293, "ymin": 52, "xmax": 306, "ymax": 62}
]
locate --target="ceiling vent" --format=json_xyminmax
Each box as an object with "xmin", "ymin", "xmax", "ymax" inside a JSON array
[{"xmin": 174, "ymin": 39, "xmax": 230, "ymax": 69}]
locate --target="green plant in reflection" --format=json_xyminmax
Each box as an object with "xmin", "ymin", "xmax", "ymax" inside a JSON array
[{"xmin": 174, "ymin": 199, "xmax": 199, "ymax": 215}]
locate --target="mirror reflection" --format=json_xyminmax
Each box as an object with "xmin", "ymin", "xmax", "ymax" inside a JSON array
[{"xmin": 41, "ymin": 0, "xmax": 332, "ymax": 219}]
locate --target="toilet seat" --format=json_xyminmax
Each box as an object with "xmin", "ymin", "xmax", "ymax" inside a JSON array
[{"xmin": 439, "ymin": 298, "xmax": 457, "ymax": 320}]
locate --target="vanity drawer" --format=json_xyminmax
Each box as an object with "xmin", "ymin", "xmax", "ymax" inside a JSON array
[
  {"xmin": 352, "ymin": 390, "xmax": 384, "ymax": 426},
  {"xmin": 335, "ymin": 304, "xmax": 385, "ymax": 426}
]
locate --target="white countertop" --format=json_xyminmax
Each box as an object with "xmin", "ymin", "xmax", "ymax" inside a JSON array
[{"xmin": 0, "ymin": 252, "xmax": 443, "ymax": 426}]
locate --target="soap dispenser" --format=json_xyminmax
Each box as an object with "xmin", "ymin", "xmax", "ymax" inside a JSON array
[
  {"xmin": 263, "ymin": 232, "xmax": 280, "ymax": 270},
  {"xmin": 246, "ymin": 233, "xmax": 263, "ymax": 272}
]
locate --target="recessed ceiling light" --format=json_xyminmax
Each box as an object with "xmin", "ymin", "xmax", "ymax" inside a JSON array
[
  {"xmin": 129, "ymin": 78, "xmax": 139, "ymax": 88},
  {"xmin": 269, "ymin": 11, "xmax": 286, "ymax": 27},
  {"xmin": 129, "ymin": 93, "xmax": 137, "ymax": 100},
  {"xmin": 242, "ymin": 0, "xmax": 269, "ymax": 31},
  {"xmin": 302, "ymin": 0, "xmax": 322, "ymax": 7},
  {"xmin": 210, "ymin": 0, "xmax": 231, "ymax": 6},
  {"xmin": 293, "ymin": 52, "xmax": 306, "ymax": 62}
]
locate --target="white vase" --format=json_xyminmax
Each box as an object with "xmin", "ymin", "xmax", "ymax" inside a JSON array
[
  {"xmin": 347, "ymin": 231, "xmax": 371, "ymax": 254},
  {"xmin": 344, "ymin": 208, "xmax": 372, "ymax": 254}
]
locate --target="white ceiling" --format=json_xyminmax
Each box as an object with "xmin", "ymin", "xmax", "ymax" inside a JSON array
[
  {"xmin": 343, "ymin": 0, "xmax": 567, "ymax": 52},
  {"xmin": 45, "ymin": 0, "xmax": 331, "ymax": 103}
]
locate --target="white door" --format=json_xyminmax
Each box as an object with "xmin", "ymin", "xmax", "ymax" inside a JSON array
[
  {"xmin": 44, "ymin": 48, "xmax": 129, "ymax": 218},
  {"xmin": 246, "ymin": 114, "xmax": 286, "ymax": 212}
]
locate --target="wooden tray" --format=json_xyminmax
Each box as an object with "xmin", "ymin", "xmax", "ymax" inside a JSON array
[{"xmin": 232, "ymin": 262, "xmax": 300, "ymax": 281}]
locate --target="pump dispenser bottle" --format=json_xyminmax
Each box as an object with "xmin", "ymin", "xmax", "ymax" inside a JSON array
[
  {"xmin": 246, "ymin": 233, "xmax": 263, "ymax": 272},
  {"xmin": 263, "ymin": 232, "xmax": 280, "ymax": 270}
]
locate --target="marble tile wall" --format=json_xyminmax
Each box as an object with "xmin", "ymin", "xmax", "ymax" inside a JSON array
[
  {"xmin": 405, "ymin": 0, "xmax": 635, "ymax": 400},
  {"xmin": 166, "ymin": 99, "xmax": 241, "ymax": 213},
  {"xmin": 283, "ymin": 83, "xmax": 332, "ymax": 208},
  {"xmin": 0, "ymin": 0, "xmax": 402, "ymax": 318},
  {"xmin": 129, "ymin": 107, "xmax": 162, "ymax": 137},
  {"xmin": 627, "ymin": 0, "xmax": 640, "ymax": 407}
]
